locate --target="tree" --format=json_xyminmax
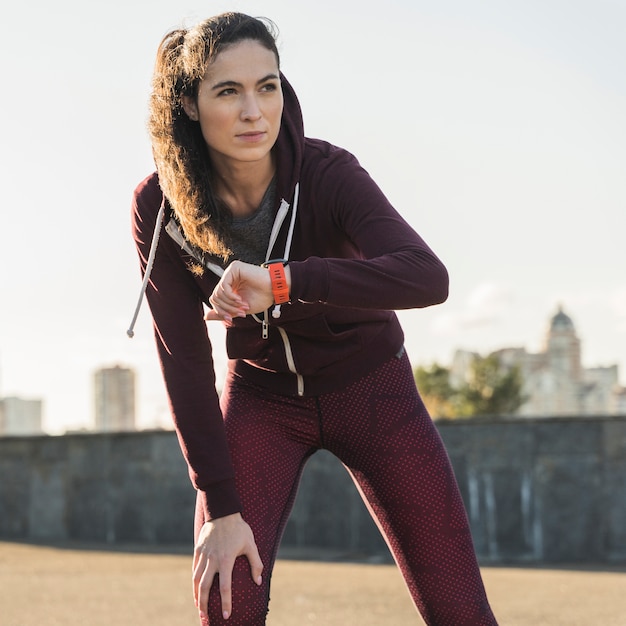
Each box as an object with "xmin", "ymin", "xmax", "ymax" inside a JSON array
[
  {"xmin": 414, "ymin": 354, "xmax": 526, "ymax": 418},
  {"xmin": 455, "ymin": 354, "xmax": 526, "ymax": 417},
  {"xmin": 414, "ymin": 363, "xmax": 456, "ymax": 418}
]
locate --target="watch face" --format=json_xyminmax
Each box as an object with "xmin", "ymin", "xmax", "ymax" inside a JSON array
[{"xmin": 262, "ymin": 259, "xmax": 287, "ymax": 267}]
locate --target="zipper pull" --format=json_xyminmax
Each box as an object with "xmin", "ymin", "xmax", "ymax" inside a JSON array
[{"xmin": 262, "ymin": 318, "xmax": 269, "ymax": 339}]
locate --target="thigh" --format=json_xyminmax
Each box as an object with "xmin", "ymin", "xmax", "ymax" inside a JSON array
[
  {"xmin": 196, "ymin": 376, "xmax": 319, "ymax": 625},
  {"xmin": 321, "ymin": 352, "xmax": 497, "ymax": 625}
]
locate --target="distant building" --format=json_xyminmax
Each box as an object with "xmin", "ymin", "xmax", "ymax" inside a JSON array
[
  {"xmin": 0, "ymin": 396, "xmax": 43, "ymax": 435},
  {"xmin": 452, "ymin": 306, "xmax": 625, "ymax": 417},
  {"xmin": 94, "ymin": 365, "xmax": 136, "ymax": 432},
  {"xmin": 613, "ymin": 387, "xmax": 626, "ymax": 414}
]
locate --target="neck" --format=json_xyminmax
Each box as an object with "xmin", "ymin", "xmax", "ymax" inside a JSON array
[{"xmin": 211, "ymin": 154, "xmax": 275, "ymax": 218}]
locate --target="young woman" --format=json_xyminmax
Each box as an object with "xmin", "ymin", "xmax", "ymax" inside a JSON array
[{"xmin": 130, "ymin": 12, "xmax": 498, "ymax": 626}]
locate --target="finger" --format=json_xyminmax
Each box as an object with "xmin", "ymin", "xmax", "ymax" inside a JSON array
[
  {"xmin": 218, "ymin": 279, "xmax": 243, "ymax": 302},
  {"xmin": 213, "ymin": 292, "xmax": 241, "ymax": 311},
  {"xmin": 197, "ymin": 564, "xmax": 217, "ymax": 618},
  {"xmin": 215, "ymin": 270, "xmax": 245, "ymax": 303},
  {"xmin": 206, "ymin": 302, "xmax": 234, "ymax": 322},
  {"xmin": 213, "ymin": 299, "xmax": 249, "ymax": 317},
  {"xmin": 204, "ymin": 309, "xmax": 222, "ymax": 322},
  {"xmin": 207, "ymin": 301, "xmax": 248, "ymax": 321},
  {"xmin": 192, "ymin": 547, "xmax": 201, "ymax": 605},
  {"xmin": 209, "ymin": 291, "xmax": 248, "ymax": 319},
  {"xmin": 247, "ymin": 546, "xmax": 264, "ymax": 586},
  {"xmin": 250, "ymin": 559, "xmax": 263, "ymax": 586},
  {"xmin": 218, "ymin": 561, "xmax": 235, "ymax": 620},
  {"xmin": 192, "ymin": 552, "xmax": 207, "ymax": 608}
]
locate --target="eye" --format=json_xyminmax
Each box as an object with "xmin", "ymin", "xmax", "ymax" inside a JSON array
[
  {"xmin": 217, "ymin": 87, "xmax": 237, "ymax": 97},
  {"xmin": 260, "ymin": 82, "xmax": 278, "ymax": 93}
]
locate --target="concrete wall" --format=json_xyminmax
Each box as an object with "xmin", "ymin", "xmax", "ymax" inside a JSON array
[
  {"xmin": 439, "ymin": 416, "xmax": 626, "ymax": 563},
  {"xmin": 0, "ymin": 431, "xmax": 193, "ymax": 544},
  {"xmin": 1, "ymin": 416, "xmax": 625, "ymax": 563}
]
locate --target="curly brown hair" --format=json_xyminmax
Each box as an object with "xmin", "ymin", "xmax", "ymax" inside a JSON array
[{"xmin": 148, "ymin": 13, "xmax": 280, "ymax": 259}]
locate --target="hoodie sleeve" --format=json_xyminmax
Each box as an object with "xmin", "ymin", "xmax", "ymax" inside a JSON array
[
  {"xmin": 131, "ymin": 174, "xmax": 241, "ymax": 521},
  {"xmin": 288, "ymin": 146, "xmax": 449, "ymax": 310}
]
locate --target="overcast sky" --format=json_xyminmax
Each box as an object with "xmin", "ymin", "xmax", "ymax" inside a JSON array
[{"xmin": 1, "ymin": 0, "xmax": 624, "ymax": 433}]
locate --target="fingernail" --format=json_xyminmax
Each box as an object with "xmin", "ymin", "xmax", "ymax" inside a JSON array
[
  {"xmin": 223, "ymin": 610, "xmax": 230, "ymax": 619},
  {"xmin": 256, "ymin": 575, "xmax": 262, "ymax": 585}
]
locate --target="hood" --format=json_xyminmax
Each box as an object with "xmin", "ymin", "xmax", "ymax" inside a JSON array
[
  {"xmin": 275, "ymin": 73, "xmax": 305, "ymax": 205},
  {"xmin": 128, "ymin": 73, "xmax": 306, "ymax": 339}
]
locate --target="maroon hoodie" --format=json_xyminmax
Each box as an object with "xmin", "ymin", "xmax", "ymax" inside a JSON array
[{"xmin": 131, "ymin": 75, "xmax": 449, "ymax": 520}]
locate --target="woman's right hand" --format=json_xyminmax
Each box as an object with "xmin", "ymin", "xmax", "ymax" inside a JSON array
[
  {"xmin": 205, "ymin": 260, "xmax": 291, "ymax": 322},
  {"xmin": 193, "ymin": 512, "xmax": 263, "ymax": 621}
]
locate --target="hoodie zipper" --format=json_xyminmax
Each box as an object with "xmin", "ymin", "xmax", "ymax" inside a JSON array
[
  {"xmin": 129, "ymin": 188, "xmax": 305, "ymax": 395},
  {"xmin": 257, "ymin": 185, "xmax": 303, "ymax": 395},
  {"xmin": 252, "ymin": 197, "xmax": 290, "ymax": 332}
]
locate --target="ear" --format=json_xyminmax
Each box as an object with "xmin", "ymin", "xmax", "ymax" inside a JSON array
[{"xmin": 181, "ymin": 96, "xmax": 199, "ymax": 121}]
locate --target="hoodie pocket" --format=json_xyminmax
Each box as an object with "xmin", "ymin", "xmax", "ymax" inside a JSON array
[{"xmin": 275, "ymin": 313, "xmax": 365, "ymax": 375}]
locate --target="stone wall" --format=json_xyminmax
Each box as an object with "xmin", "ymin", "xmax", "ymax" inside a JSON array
[{"xmin": 1, "ymin": 416, "xmax": 625, "ymax": 563}]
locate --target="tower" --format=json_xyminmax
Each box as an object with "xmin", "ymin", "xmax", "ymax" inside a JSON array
[
  {"xmin": 544, "ymin": 305, "xmax": 582, "ymax": 382},
  {"xmin": 94, "ymin": 365, "xmax": 136, "ymax": 432}
]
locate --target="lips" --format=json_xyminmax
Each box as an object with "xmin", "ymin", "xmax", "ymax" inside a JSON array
[{"xmin": 236, "ymin": 130, "xmax": 266, "ymax": 143}]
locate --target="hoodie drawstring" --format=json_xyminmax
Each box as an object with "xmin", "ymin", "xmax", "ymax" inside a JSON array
[
  {"xmin": 126, "ymin": 196, "xmax": 166, "ymax": 338},
  {"xmin": 128, "ymin": 183, "xmax": 299, "ymax": 338},
  {"xmin": 270, "ymin": 182, "xmax": 300, "ymax": 320}
]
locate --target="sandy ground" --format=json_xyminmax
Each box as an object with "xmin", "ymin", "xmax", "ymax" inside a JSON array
[{"xmin": 2, "ymin": 541, "xmax": 626, "ymax": 625}]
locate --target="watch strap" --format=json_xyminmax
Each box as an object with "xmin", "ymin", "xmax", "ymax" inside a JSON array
[{"xmin": 263, "ymin": 260, "xmax": 290, "ymax": 305}]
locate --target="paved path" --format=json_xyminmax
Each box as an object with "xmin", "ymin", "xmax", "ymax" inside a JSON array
[{"xmin": 2, "ymin": 541, "xmax": 626, "ymax": 625}]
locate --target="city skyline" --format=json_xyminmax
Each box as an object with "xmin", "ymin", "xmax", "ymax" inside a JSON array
[
  {"xmin": 1, "ymin": 302, "xmax": 622, "ymax": 435},
  {"xmin": 1, "ymin": 0, "xmax": 624, "ymax": 433}
]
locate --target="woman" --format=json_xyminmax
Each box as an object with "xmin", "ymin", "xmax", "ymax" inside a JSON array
[{"xmin": 130, "ymin": 12, "xmax": 498, "ymax": 625}]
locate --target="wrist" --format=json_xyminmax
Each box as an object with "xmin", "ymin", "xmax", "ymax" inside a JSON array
[{"xmin": 209, "ymin": 512, "xmax": 242, "ymax": 525}]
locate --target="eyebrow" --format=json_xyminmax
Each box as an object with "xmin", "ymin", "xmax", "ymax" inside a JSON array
[{"xmin": 211, "ymin": 73, "xmax": 280, "ymax": 91}]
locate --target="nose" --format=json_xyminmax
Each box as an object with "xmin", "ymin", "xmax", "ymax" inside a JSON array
[{"xmin": 241, "ymin": 93, "xmax": 262, "ymax": 121}]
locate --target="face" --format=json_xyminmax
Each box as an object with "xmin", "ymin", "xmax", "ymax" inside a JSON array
[{"xmin": 182, "ymin": 39, "xmax": 283, "ymax": 170}]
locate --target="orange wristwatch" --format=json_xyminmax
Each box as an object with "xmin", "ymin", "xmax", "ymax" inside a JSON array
[{"xmin": 262, "ymin": 259, "xmax": 290, "ymax": 304}]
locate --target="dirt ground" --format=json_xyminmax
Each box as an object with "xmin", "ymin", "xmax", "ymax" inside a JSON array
[{"xmin": 2, "ymin": 541, "xmax": 626, "ymax": 625}]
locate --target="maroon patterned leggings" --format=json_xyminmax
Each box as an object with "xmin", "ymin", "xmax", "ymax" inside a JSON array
[{"xmin": 195, "ymin": 350, "xmax": 498, "ymax": 625}]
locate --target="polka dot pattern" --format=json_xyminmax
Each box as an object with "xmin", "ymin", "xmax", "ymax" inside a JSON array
[{"xmin": 193, "ymin": 353, "xmax": 498, "ymax": 625}]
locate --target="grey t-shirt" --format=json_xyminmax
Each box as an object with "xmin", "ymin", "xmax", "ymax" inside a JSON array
[{"xmin": 227, "ymin": 180, "xmax": 276, "ymax": 265}]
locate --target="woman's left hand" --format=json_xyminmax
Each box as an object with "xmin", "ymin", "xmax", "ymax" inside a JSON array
[{"xmin": 206, "ymin": 260, "xmax": 278, "ymax": 321}]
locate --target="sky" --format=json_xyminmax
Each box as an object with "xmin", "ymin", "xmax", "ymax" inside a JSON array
[{"xmin": 1, "ymin": 0, "xmax": 625, "ymax": 433}]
